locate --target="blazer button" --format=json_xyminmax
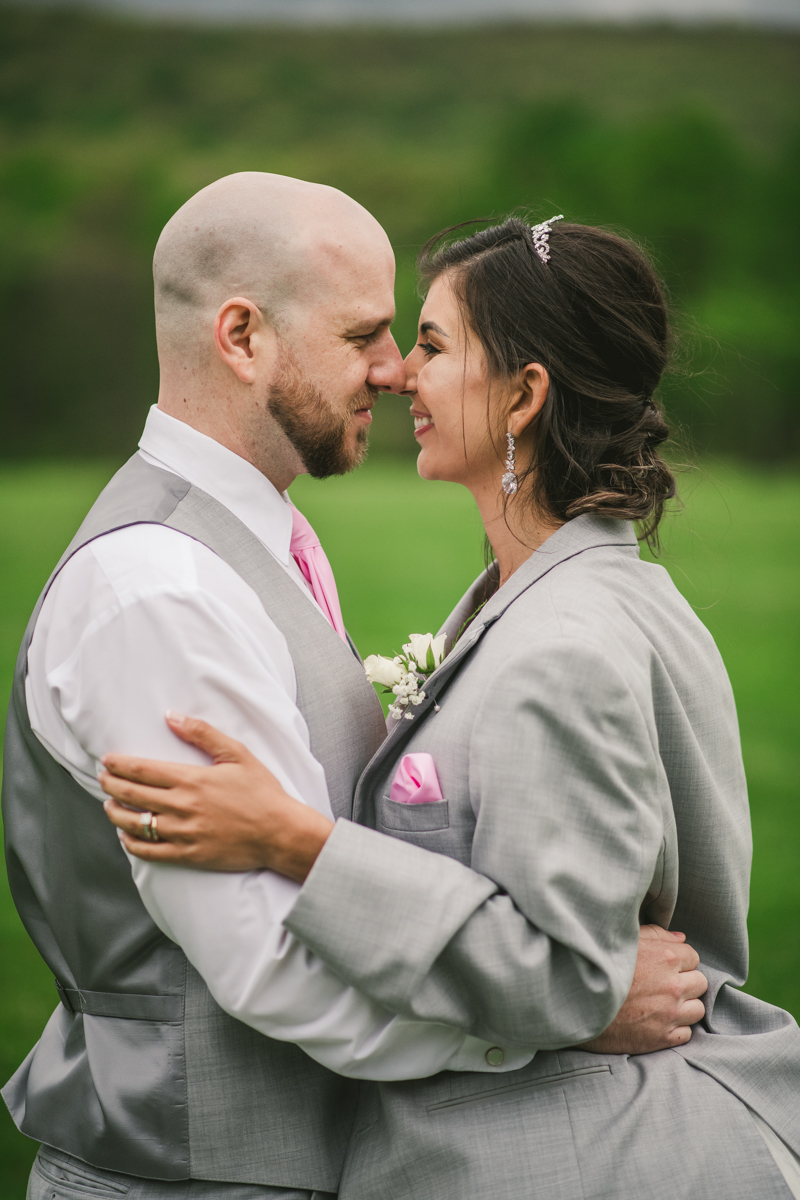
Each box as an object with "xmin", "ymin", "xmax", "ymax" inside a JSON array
[{"xmin": 485, "ymin": 1047, "xmax": 504, "ymax": 1067}]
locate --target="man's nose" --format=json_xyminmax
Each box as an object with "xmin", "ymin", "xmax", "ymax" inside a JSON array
[{"xmin": 368, "ymin": 332, "xmax": 407, "ymax": 395}]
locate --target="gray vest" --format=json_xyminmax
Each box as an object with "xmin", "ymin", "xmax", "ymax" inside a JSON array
[{"xmin": 1, "ymin": 453, "xmax": 387, "ymax": 1189}]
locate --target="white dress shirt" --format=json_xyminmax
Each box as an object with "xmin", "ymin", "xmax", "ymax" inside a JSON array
[{"xmin": 26, "ymin": 406, "xmax": 534, "ymax": 1081}]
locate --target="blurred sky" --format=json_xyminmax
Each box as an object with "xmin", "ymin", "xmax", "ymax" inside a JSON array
[{"xmin": 14, "ymin": 0, "xmax": 800, "ymax": 25}]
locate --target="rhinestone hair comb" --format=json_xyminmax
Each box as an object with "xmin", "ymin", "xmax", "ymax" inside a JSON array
[{"xmin": 530, "ymin": 214, "xmax": 564, "ymax": 264}]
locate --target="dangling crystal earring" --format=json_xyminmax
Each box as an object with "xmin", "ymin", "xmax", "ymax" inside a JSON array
[{"xmin": 502, "ymin": 432, "xmax": 518, "ymax": 496}]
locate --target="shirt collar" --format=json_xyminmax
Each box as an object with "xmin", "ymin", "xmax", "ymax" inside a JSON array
[{"xmin": 138, "ymin": 406, "xmax": 294, "ymax": 564}]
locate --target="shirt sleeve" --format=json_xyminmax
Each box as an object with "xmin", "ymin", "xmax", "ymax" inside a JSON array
[{"xmin": 27, "ymin": 525, "xmax": 534, "ymax": 1080}]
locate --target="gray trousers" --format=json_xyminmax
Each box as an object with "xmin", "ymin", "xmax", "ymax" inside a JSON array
[
  {"xmin": 29, "ymin": 1122, "xmax": 800, "ymax": 1200},
  {"xmin": 28, "ymin": 1145, "xmax": 337, "ymax": 1200}
]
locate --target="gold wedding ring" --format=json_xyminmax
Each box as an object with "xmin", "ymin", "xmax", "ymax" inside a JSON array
[{"xmin": 138, "ymin": 811, "xmax": 161, "ymax": 842}]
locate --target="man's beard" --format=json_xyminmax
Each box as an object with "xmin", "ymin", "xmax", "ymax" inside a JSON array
[{"xmin": 267, "ymin": 349, "xmax": 375, "ymax": 479}]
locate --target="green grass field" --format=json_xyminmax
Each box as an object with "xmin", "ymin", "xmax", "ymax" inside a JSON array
[{"xmin": 1, "ymin": 456, "xmax": 798, "ymax": 1194}]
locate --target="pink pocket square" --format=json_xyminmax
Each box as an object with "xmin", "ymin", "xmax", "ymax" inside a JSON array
[{"xmin": 389, "ymin": 753, "xmax": 444, "ymax": 804}]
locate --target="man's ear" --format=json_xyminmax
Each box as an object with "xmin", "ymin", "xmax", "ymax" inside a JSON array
[
  {"xmin": 508, "ymin": 362, "xmax": 549, "ymax": 439},
  {"xmin": 214, "ymin": 297, "xmax": 275, "ymax": 384}
]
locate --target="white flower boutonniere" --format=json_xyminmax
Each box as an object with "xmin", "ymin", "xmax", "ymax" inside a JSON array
[{"xmin": 364, "ymin": 632, "xmax": 447, "ymax": 721}]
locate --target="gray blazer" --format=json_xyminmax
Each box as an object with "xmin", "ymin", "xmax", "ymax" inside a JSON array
[{"xmin": 286, "ymin": 514, "xmax": 800, "ymax": 1200}]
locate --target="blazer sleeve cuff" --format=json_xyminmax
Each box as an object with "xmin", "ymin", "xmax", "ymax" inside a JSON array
[{"xmin": 284, "ymin": 818, "xmax": 498, "ymax": 1005}]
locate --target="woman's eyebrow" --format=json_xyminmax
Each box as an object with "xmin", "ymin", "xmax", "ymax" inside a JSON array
[{"xmin": 420, "ymin": 320, "xmax": 449, "ymax": 338}]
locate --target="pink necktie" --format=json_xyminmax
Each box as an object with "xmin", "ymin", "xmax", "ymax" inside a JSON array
[{"xmin": 290, "ymin": 506, "xmax": 347, "ymax": 643}]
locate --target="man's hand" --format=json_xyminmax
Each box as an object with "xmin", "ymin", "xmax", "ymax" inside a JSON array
[{"xmin": 580, "ymin": 925, "xmax": 707, "ymax": 1054}]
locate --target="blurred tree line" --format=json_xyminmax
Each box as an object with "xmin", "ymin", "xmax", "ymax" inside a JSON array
[{"xmin": 0, "ymin": 7, "xmax": 797, "ymax": 461}]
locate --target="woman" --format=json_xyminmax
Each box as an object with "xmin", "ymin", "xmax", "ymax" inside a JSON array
[{"xmin": 103, "ymin": 216, "xmax": 800, "ymax": 1199}]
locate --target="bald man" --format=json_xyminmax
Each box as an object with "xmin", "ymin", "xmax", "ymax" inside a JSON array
[{"xmin": 3, "ymin": 173, "xmax": 704, "ymax": 1200}]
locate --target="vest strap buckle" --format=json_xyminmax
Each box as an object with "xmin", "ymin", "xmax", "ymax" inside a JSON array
[{"xmin": 55, "ymin": 979, "xmax": 183, "ymax": 1021}]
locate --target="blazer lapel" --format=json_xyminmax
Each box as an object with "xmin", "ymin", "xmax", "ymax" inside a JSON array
[
  {"xmin": 434, "ymin": 515, "xmax": 638, "ymax": 698},
  {"xmin": 352, "ymin": 516, "xmax": 638, "ymax": 823},
  {"xmin": 437, "ymin": 569, "xmax": 495, "ymax": 653},
  {"xmin": 475, "ymin": 514, "xmax": 636, "ymax": 629}
]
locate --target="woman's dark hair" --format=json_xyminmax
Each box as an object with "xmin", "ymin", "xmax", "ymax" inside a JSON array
[{"xmin": 418, "ymin": 216, "xmax": 677, "ymax": 546}]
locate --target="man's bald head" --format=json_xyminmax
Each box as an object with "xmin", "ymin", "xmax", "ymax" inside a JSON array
[
  {"xmin": 152, "ymin": 172, "xmax": 404, "ymax": 492},
  {"xmin": 153, "ymin": 172, "xmax": 392, "ymax": 360}
]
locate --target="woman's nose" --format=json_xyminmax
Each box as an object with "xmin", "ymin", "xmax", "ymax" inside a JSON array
[{"xmin": 398, "ymin": 347, "xmax": 418, "ymax": 396}]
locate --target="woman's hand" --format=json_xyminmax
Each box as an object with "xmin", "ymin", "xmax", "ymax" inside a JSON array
[{"xmin": 100, "ymin": 712, "xmax": 334, "ymax": 882}]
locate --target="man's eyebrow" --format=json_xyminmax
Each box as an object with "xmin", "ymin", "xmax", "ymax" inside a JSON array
[
  {"xmin": 420, "ymin": 321, "xmax": 448, "ymax": 338},
  {"xmin": 343, "ymin": 316, "xmax": 394, "ymax": 336}
]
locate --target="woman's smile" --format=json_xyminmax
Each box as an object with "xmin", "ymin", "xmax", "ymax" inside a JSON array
[{"xmin": 412, "ymin": 411, "xmax": 434, "ymax": 436}]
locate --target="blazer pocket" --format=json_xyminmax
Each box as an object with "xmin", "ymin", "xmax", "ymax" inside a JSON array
[
  {"xmin": 377, "ymin": 794, "xmax": 450, "ymax": 832},
  {"xmin": 35, "ymin": 1146, "xmax": 131, "ymax": 1195},
  {"xmin": 427, "ymin": 1065, "xmax": 611, "ymax": 1112}
]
